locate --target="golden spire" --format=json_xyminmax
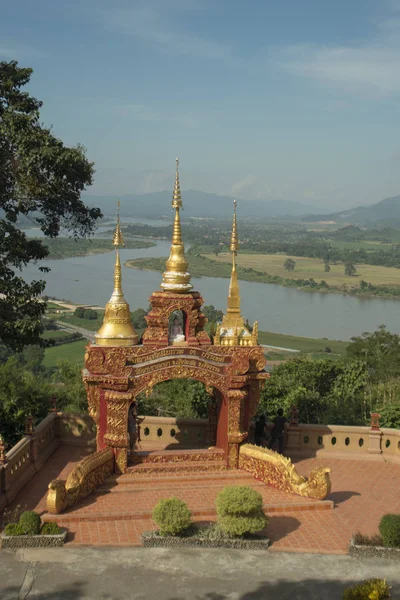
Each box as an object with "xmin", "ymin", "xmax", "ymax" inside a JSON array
[
  {"xmin": 95, "ymin": 201, "xmax": 139, "ymax": 346},
  {"xmin": 214, "ymin": 200, "xmax": 258, "ymax": 346},
  {"xmin": 161, "ymin": 158, "xmax": 193, "ymax": 293}
]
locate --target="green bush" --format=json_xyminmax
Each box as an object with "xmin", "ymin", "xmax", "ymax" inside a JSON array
[
  {"xmin": 216, "ymin": 486, "xmax": 263, "ymax": 516},
  {"xmin": 4, "ymin": 523, "xmax": 25, "ymax": 536},
  {"xmin": 379, "ymin": 514, "xmax": 400, "ymax": 548},
  {"xmin": 41, "ymin": 522, "xmax": 62, "ymax": 535},
  {"xmin": 343, "ymin": 578, "xmax": 391, "ymax": 599},
  {"xmin": 216, "ymin": 486, "xmax": 268, "ymax": 538},
  {"xmin": 19, "ymin": 511, "xmax": 41, "ymax": 535},
  {"xmin": 152, "ymin": 498, "xmax": 192, "ymax": 537}
]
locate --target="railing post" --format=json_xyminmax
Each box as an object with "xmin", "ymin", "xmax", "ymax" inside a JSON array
[
  {"xmin": 49, "ymin": 394, "xmax": 57, "ymax": 413},
  {"xmin": 0, "ymin": 434, "xmax": 7, "ymax": 466},
  {"xmin": 25, "ymin": 415, "xmax": 39, "ymax": 468},
  {"xmin": 286, "ymin": 406, "xmax": 300, "ymax": 452},
  {"xmin": 368, "ymin": 412, "xmax": 382, "ymax": 455}
]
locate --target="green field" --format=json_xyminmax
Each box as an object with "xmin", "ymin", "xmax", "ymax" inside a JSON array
[
  {"xmin": 207, "ymin": 252, "xmax": 400, "ymax": 287},
  {"xmin": 258, "ymin": 331, "xmax": 348, "ymax": 354},
  {"xmin": 41, "ymin": 237, "xmax": 155, "ymax": 260},
  {"xmin": 57, "ymin": 314, "xmax": 103, "ymax": 331},
  {"xmin": 42, "ymin": 330, "xmax": 72, "ymax": 340},
  {"xmin": 43, "ymin": 339, "xmax": 88, "ymax": 367}
]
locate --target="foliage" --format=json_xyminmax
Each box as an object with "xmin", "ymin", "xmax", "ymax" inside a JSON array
[
  {"xmin": 152, "ymin": 498, "xmax": 192, "ymax": 537},
  {"xmin": 376, "ymin": 404, "xmax": 400, "ymax": 428},
  {"xmin": 342, "ymin": 579, "xmax": 391, "ymax": 600},
  {"xmin": 42, "ymin": 237, "xmax": 154, "ymax": 260},
  {"xmin": 346, "ymin": 326, "xmax": 400, "ymax": 384},
  {"xmin": 216, "ymin": 486, "xmax": 268, "ymax": 538},
  {"xmin": 131, "ymin": 308, "xmax": 148, "ymax": 329},
  {"xmin": 19, "ymin": 511, "xmax": 41, "ymax": 535},
  {"xmin": 41, "ymin": 522, "xmax": 62, "ymax": 535},
  {"xmin": 324, "ymin": 261, "xmax": 331, "ymax": 272},
  {"xmin": 345, "ymin": 262, "xmax": 357, "ymax": 276},
  {"xmin": 261, "ymin": 357, "xmax": 369, "ymax": 425},
  {"xmin": 52, "ymin": 361, "xmax": 88, "ymax": 413},
  {"xmin": 137, "ymin": 378, "xmax": 210, "ymax": 418},
  {"xmin": 0, "ymin": 60, "xmax": 101, "ymax": 351},
  {"xmin": 74, "ymin": 307, "xmax": 98, "ymax": 320},
  {"xmin": 379, "ymin": 514, "xmax": 400, "ymax": 548},
  {"xmin": 4, "ymin": 523, "xmax": 25, "ymax": 536},
  {"xmin": 284, "ymin": 258, "xmax": 295, "ymax": 272}
]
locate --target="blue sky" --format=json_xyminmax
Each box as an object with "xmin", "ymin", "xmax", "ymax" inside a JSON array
[{"xmin": 1, "ymin": 0, "xmax": 400, "ymax": 209}]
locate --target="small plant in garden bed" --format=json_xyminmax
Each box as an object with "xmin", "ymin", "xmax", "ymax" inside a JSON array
[
  {"xmin": 343, "ymin": 578, "xmax": 391, "ymax": 599},
  {"xmin": 41, "ymin": 522, "xmax": 62, "ymax": 535},
  {"xmin": 379, "ymin": 514, "xmax": 400, "ymax": 548},
  {"xmin": 216, "ymin": 486, "xmax": 268, "ymax": 538},
  {"xmin": 352, "ymin": 532, "xmax": 383, "ymax": 547},
  {"xmin": 152, "ymin": 498, "xmax": 192, "ymax": 537}
]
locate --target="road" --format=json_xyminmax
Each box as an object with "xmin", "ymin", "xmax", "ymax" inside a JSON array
[{"xmin": 56, "ymin": 321, "xmax": 96, "ymax": 342}]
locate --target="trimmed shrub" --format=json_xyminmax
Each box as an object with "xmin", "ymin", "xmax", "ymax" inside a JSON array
[
  {"xmin": 19, "ymin": 511, "xmax": 41, "ymax": 535},
  {"xmin": 4, "ymin": 523, "xmax": 25, "ymax": 536},
  {"xmin": 343, "ymin": 578, "xmax": 391, "ymax": 599},
  {"xmin": 152, "ymin": 498, "xmax": 192, "ymax": 537},
  {"xmin": 379, "ymin": 514, "xmax": 400, "ymax": 548},
  {"xmin": 41, "ymin": 522, "xmax": 62, "ymax": 535},
  {"xmin": 216, "ymin": 486, "xmax": 268, "ymax": 538},
  {"xmin": 352, "ymin": 532, "xmax": 383, "ymax": 547}
]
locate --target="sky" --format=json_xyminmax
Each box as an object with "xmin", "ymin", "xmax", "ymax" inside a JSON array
[{"xmin": 1, "ymin": 0, "xmax": 400, "ymax": 210}]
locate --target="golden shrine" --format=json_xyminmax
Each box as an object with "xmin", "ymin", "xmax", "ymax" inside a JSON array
[
  {"xmin": 46, "ymin": 159, "xmax": 331, "ymax": 514},
  {"xmin": 82, "ymin": 159, "xmax": 267, "ymax": 474}
]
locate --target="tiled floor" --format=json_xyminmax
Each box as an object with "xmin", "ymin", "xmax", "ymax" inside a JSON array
[{"xmin": 5, "ymin": 445, "xmax": 400, "ymax": 554}]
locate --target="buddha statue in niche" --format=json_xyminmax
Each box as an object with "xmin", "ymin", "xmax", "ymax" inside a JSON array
[{"xmin": 169, "ymin": 315, "xmax": 185, "ymax": 345}]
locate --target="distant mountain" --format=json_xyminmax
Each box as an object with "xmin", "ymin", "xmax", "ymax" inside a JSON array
[
  {"xmin": 83, "ymin": 190, "xmax": 322, "ymax": 220},
  {"xmin": 303, "ymin": 195, "xmax": 400, "ymax": 227}
]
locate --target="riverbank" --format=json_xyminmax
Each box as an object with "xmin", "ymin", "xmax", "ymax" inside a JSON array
[
  {"xmin": 39, "ymin": 237, "xmax": 155, "ymax": 260},
  {"xmin": 125, "ymin": 254, "xmax": 400, "ymax": 300}
]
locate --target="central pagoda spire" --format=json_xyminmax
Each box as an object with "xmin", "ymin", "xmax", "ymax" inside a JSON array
[
  {"xmin": 95, "ymin": 201, "xmax": 139, "ymax": 346},
  {"xmin": 214, "ymin": 200, "xmax": 258, "ymax": 347},
  {"xmin": 161, "ymin": 158, "xmax": 193, "ymax": 293}
]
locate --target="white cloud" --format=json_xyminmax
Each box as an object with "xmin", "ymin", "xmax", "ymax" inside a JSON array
[
  {"xmin": 231, "ymin": 175, "xmax": 257, "ymax": 196},
  {"xmin": 278, "ymin": 6, "xmax": 400, "ymax": 96},
  {"xmin": 100, "ymin": 3, "xmax": 233, "ymax": 61}
]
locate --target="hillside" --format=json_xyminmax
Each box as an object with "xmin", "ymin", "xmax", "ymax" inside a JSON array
[
  {"xmin": 83, "ymin": 190, "xmax": 321, "ymax": 219},
  {"xmin": 304, "ymin": 195, "xmax": 400, "ymax": 227}
]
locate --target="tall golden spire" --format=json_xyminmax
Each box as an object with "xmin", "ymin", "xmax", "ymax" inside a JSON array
[
  {"xmin": 161, "ymin": 158, "xmax": 193, "ymax": 293},
  {"xmin": 95, "ymin": 200, "xmax": 139, "ymax": 346},
  {"xmin": 214, "ymin": 200, "xmax": 258, "ymax": 347}
]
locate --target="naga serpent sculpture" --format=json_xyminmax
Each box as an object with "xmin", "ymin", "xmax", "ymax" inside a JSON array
[
  {"xmin": 239, "ymin": 444, "xmax": 331, "ymax": 500},
  {"xmin": 47, "ymin": 448, "xmax": 114, "ymax": 514}
]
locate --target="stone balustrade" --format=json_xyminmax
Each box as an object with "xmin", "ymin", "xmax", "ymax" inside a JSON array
[
  {"xmin": 138, "ymin": 415, "xmax": 208, "ymax": 447},
  {"xmin": 283, "ymin": 423, "xmax": 400, "ymax": 463}
]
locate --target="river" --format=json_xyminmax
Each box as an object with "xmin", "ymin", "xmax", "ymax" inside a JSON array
[{"xmin": 20, "ymin": 237, "xmax": 400, "ymax": 341}]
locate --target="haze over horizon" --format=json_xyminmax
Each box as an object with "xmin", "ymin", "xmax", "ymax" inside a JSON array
[{"xmin": 2, "ymin": 0, "xmax": 400, "ymax": 210}]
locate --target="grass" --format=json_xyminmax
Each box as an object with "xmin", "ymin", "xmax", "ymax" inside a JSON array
[
  {"xmin": 40, "ymin": 237, "xmax": 155, "ymax": 260},
  {"xmin": 43, "ymin": 339, "xmax": 88, "ymax": 367},
  {"xmin": 57, "ymin": 314, "xmax": 103, "ymax": 331},
  {"xmin": 45, "ymin": 302, "xmax": 66, "ymax": 310},
  {"xmin": 41, "ymin": 330, "xmax": 72, "ymax": 340},
  {"xmin": 205, "ymin": 252, "xmax": 400, "ymax": 287},
  {"xmin": 329, "ymin": 240, "xmax": 393, "ymax": 251},
  {"xmin": 258, "ymin": 330, "xmax": 348, "ymax": 354}
]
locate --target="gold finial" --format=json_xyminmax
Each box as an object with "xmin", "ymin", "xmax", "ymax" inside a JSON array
[
  {"xmin": 95, "ymin": 201, "xmax": 138, "ymax": 346},
  {"xmin": 214, "ymin": 199, "xmax": 257, "ymax": 346},
  {"xmin": 230, "ymin": 200, "xmax": 239, "ymax": 254},
  {"xmin": 161, "ymin": 158, "xmax": 193, "ymax": 293},
  {"xmin": 113, "ymin": 200, "xmax": 125, "ymax": 248}
]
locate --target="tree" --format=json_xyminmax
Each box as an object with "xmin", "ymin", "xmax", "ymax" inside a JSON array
[
  {"xmin": 344, "ymin": 262, "xmax": 357, "ymax": 276},
  {"xmin": 131, "ymin": 308, "xmax": 148, "ymax": 329},
  {"xmin": 284, "ymin": 258, "xmax": 296, "ymax": 272},
  {"xmin": 0, "ymin": 61, "xmax": 101, "ymax": 351},
  {"xmin": 324, "ymin": 262, "xmax": 331, "ymax": 273},
  {"xmin": 346, "ymin": 325, "xmax": 400, "ymax": 384}
]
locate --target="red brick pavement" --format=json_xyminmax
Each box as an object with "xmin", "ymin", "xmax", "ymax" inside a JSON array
[{"xmin": 5, "ymin": 446, "xmax": 400, "ymax": 554}]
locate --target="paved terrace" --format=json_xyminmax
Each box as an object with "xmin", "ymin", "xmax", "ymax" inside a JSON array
[{"xmin": 6, "ymin": 444, "xmax": 400, "ymax": 554}]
